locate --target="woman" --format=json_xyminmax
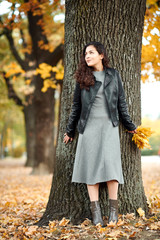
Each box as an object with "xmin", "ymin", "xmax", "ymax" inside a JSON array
[{"xmin": 63, "ymin": 41, "xmax": 137, "ymax": 226}]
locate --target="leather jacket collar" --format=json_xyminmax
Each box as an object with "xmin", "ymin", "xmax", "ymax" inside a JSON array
[{"xmin": 93, "ymin": 67, "xmax": 113, "ymax": 88}]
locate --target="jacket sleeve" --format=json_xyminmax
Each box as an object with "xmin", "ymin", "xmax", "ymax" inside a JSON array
[
  {"xmin": 116, "ymin": 70, "xmax": 137, "ymax": 131},
  {"xmin": 66, "ymin": 82, "xmax": 81, "ymax": 138}
]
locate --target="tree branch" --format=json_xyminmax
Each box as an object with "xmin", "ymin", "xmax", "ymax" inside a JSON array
[
  {"xmin": 5, "ymin": 30, "xmax": 30, "ymax": 71},
  {"xmin": 24, "ymin": 0, "xmax": 49, "ymax": 60},
  {"xmin": 0, "ymin": 15, "xmax": 30, "ymax": 71},
  {"xmin": 19, "ymin": 28, "xmax": 35, "ymax": 63},
  {"xmin": 1, "ymin": 72, "xmax": 23, "ymax": 107},
  {"xmin": 44, "ymin": 43, "xmax": 64, "ymax": 66},
  {"xmin": 20, "ymin": 29, "xmax": 27, "ymax": 49}
]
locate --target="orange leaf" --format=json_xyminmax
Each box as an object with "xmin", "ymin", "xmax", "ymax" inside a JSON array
[{"xmin": 59, "ymin": 217, "xmax": 70, "ymax": 226}]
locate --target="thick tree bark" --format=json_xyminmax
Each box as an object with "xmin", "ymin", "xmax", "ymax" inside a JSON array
[{"xmin": 38, "ymin": 0, "xmax": 148, "ymax": 226}]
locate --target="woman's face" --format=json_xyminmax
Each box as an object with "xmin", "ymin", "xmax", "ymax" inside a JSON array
[{"xmin": 85, "ymin": 45, "xmax": 103, "ymax": 68}]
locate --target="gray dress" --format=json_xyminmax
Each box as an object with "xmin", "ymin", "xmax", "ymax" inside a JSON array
[{"xmin": 72, "ymin": 70, "xmax": 124, "ymax": 185}]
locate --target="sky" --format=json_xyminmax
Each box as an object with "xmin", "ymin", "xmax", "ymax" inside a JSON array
[
  {"xmin": 0, "ymin": 1, "xmax": 160, "ymax": 120},
  {"xmin": 0, "ymin": 1, "xmax": 11, "ymax": 15},
  {"xmin": 141, "ymin": 81, "xmax": 160, "ymax": 120}
]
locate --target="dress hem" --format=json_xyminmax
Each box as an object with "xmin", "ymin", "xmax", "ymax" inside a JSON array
[{"xmin": 72, "ymin": 178, "xmax": 124, "ymax": 185}]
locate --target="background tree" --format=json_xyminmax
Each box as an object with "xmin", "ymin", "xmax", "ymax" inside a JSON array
[
  {"xmin": 38, "ymin": 0, "xmax": 148, "ymax": 226},
  {"xmin": 141, "ymin": 0, "xmax": 160, "ymax": 82},
  {"xmin": 0, "ymin": 76, "xmax": 25, "ymax": 159},
  {"xmin": 141, "ymin": 117, "xmax": 160, "ymax": 155},
  {"xmin": 0, "ymin": 0, "xmax": 64, "ymax": 173}
]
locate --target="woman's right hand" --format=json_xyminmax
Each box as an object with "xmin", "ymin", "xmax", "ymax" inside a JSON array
[{"xmin": 63, "ymin": 133, "xmax": 73, "ymax": 144}]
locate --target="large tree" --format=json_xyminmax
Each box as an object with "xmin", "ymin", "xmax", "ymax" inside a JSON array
[
  {"xmin": 0, "ymin": 0, "xmax": 64, "ymax": 173},
  {"xmin": 38, "ymin": 0, "xmax": 148, "ymax": 226}
]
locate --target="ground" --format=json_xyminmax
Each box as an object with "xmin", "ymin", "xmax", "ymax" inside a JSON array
[{"xmin": 0, "ymin": 156, "xmax": 160, "ymax": 240}]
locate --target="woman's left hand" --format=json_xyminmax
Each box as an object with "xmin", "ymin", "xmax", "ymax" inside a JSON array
[
  {"xmin": 128, "ymin": 129, "xmax": 137, "ymax": 134},
  {"xmin": 63, "ymin": 133, "xmax": 73, "ymax": 144}
]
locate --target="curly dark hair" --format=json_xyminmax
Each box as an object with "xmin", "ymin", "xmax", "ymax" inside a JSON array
[{"xmin": 75, "ymin": 41, "xmax": 110, "ymax": 90}]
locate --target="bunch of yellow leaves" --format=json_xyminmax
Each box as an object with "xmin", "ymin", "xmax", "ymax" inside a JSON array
[{"xmin": 132, "ymin": 125, "xmax": 154, "ymax": 150}]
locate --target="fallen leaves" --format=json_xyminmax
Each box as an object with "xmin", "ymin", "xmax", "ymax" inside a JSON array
[
  {"xmin": 125, "ymin": 213, "xmax": 135, "ymax": 220},
  {"xmin": 59, "ymin": 218, "xmax": 70, "ymax": 227},
  {"xmin": 80, "ymin": 218, "xmax": 91, "ymax": 227},
  {"xmin": 137, "ymin": 207, "xmax": 145, "ymax": 218},
  {"xmin": 0, "ymin": 158, "xmax": 160, "ymax": 239},
  {"xmin": 25, "ymin": 225, "xmax": 39, "ymax": 236}
]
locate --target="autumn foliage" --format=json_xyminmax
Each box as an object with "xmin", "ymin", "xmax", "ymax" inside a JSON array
[
  {"xmin": 132, "ymin": 125, "xmax": 154, "ymax": 150},
  {"xmin": 0, "ymin": 0, "xmax": 64, "ymax": 94},
  {"xmin": 141, "ymin": 0, "xmax": 160, "ymax": 82},
  {"xmin": 35, "ymin": 63, "xmax": 64, "ymax": 92},
  {"xmin": 0, "ymin": 158, "xmax": 160, "ymax": 239}
]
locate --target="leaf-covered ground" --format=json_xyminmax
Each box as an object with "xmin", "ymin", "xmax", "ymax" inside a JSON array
[{"xmin": 0, "ymin": 156, "xmax": 160, "ymax": 240}]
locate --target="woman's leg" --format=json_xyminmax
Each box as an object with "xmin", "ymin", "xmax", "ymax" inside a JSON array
[
  {"xmin": 107, "ymin": 180, "xmax": 118, "ymax": 199},
  {"xmin": 107, "ymin": 180, "xmax": 119, "ymax": 224},
  {"xmin": 87, "ymin": 184, "xmax": 99, "ymax": 201},
  {"xmin": 87, "ymin": 184, "xmax": 104, "ymax": 226}
]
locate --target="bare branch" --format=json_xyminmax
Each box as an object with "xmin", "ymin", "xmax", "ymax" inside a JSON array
[
  {"xmin": 0, "ymin": 15, "xmax": 30, "ymax": 71},
  {"xmin": 1, "ymin": 71, "xmax": 23, "ymax": 107},
  {"xmin": 6, "ymin": 31, "xmax": 31, "ymax": 71},
  {"xmin": 43, "ymin": 43, "xmax": 64, "ymax": 66},
  {"xmin": 20, "ymin": 29, "xmax": 27, "ymax": 49}
]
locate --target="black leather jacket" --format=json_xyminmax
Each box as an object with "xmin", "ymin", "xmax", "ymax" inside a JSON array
[{"xmin": 66, "ymin": 67, "xmax": 136, "ymax": 138}]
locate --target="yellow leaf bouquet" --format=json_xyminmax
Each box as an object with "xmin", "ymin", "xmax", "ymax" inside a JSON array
[{"xmin": 132, "ymin": 125, "xmax": 154, "ymax": 150}]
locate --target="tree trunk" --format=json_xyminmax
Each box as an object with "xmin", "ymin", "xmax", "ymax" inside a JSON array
[
  {"xmin": 38, "ymin": 0, "xmax": 148, "ymax": 226},
  {"xmin": 0, "ymin": 124, "xmax": 7, "ymax": 159},
  {"xmin": 2, "ymin": 70, "xmax": 36, "ymax": 167},
  {"xmin": 0, "ymin": 133, "xmax": 3, "ymax": 159},
  {"xmin": 30, "ymin": 74, "xmax": 55, "ymax": 174},
  {"xmin": 24, "ymin": 102, "xmax": 35, "ymax": 167}
]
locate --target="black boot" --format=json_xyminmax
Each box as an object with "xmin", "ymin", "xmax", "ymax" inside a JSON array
[
  {"xmin": 108, "ymin": 199, "xmax": 118, "ymax": 224},
  {"xmin": 90, "ymin": 201, "xmax": 104, "ymax": 226}
]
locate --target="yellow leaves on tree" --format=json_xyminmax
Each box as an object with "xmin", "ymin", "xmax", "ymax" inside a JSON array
[
  {"xmin": 25, "ymin": 79, "xmax": 32, "ymax": 85},
  {"xmin": 146, "ymin": 0, "xmax": 159, "ymax": 12},
  {"xmin": 36, "ymin": 63, "xmax": 52, "ymax": 79},
  {"xmin": 141, "ymin": 0, "xmax": 160, "ymax": 82},
  {"xmin": 18, "ymin": 2, "xmax": 31, "ymax": 14},
  {"xmin": 5, "ymin": 62, "xmax": 25, "ymax": 79},
  {"xmin": 132, "ymin": 125, "xmax": 154, "ymax": 149},
  {"xmin": 1, "ymin": 14, "xmax": 22, "ymax": 31},
  {"xmin": 38, "ymin": 40, "xmax": 54, "ymax": 53},
  {"xmin": 55, "ymin": 72, "xmax": 64, "ymax": 80},
  {"xmin": 41, "ymin": 79, "xmax": 57, "ymax": 92},
  {"xmin": 52, "ymin": 66, "xmax": 64, "ymax": 80},
  {"xmin": 36, "ymin": 63, "xmax": 64, "ymax": 92},
  {"xmin": 20, "ymin": 44, "xmax": 32, "ymax": 55},
  {"xmin": 17, "ymin": 0, "xmax": 65, "ymax": 44},
  {"xmin": 18, "ymin": 1, "xmax": 56, "ymax": 16}
]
